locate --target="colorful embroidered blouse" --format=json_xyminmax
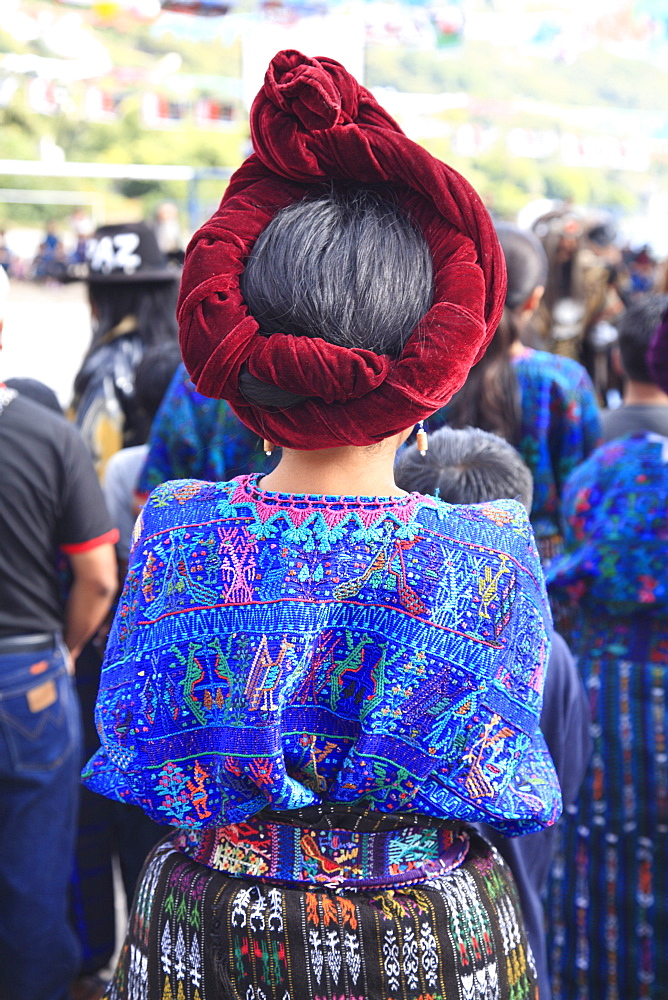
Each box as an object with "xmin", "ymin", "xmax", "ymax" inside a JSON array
[
  {"xmin": 83, "ymin": 475, "xmax": 561, "ymax": 837},
  {"xmin": 547, "ymin": 432, "xmax": 668, "ymax": 614}
]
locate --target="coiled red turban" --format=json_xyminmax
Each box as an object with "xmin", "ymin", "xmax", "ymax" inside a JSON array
[{"xmin": 178, "ymin": 49, "xmax": 507, "ymax": 449}]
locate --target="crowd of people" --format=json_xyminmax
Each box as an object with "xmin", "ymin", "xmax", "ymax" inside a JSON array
[{"xmin": 1, "ymin": 49, "xmax": 667, "ymax": 1000}]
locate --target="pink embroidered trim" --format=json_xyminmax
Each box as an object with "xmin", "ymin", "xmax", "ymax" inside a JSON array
[{"xmin": 231, "ymin": 474, "xmax": 437, "ymax": 534}]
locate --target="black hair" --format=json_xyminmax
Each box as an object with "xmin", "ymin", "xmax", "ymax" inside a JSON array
[
  {"xmin": 533, "ymin": 209, "xmax": 584, "ymax": 318},
  {"xmin": 497, "ymin": 223, "xmax": 547, "ymax": 312},
  {"xmin": 87, "ymin": 279, "xmax": 179, "ymax": 353},
  {"xmin": 239, "ymin": 186, "xmax": 433, "ymax": 409},
  {"xmin": 587, "ymin": 221, "xmax": 617, "ymax": 248},
  {"xmin": 4, "ymin": 377, "xmax": 63, "ymax": 415},
  {"xmin": 395, "ymin": 425, "xmax": 533, "ymax": 512},
  {"xmin": 443, "ymin": 224, "xmax": 547, "ymax": 446},
  {"xmin": 617, "ymin": 293, "xmax": 668, "ymax": 383},
  {"xmin": 133, "ymin": 343, "xmax": 183, "ymax": 441},
  {"xmin": 74, "ymin": 279, "xmax": 180, "ymax": 443}
]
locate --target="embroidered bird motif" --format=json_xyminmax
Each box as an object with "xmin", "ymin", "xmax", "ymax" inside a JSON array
[{"xmin": 477, "ymin": 554, "xmax": 511, "ymax": 619}]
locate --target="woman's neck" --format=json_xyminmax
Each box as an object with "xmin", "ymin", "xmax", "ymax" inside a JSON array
[{"xmin": 258, "ymin": 432, "xmax": 409, "ymax": 497}]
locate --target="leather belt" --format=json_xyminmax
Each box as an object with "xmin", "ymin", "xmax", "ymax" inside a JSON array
[{"xmin": 0, "ymin": 633, "xmax": 58, "ymax": 654}]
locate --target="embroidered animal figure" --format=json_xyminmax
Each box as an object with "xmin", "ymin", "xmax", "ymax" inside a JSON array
[
  {"xmin": 477, "ymin": 554, "xmax": 511, "ymax": 620},
  {"xmin": 462, "ymin": 714, "xmax": 515, "ymax": 800},
  {"xmin": 186, "ymin": 761, "xmax": 212, "ymax": 821},
  {"xmin": 217, "ymin": 527, "xmax": 259, "ymax": 604},
  {"xmin": 245, "ymin": 636, "xmax": 296, "ymax": 713}
]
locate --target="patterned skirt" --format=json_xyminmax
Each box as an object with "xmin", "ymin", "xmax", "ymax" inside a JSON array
[
  {"xmin": 546, "ymin": 613, "xmax": 668, "ymax": 1000},
  {"xmin": 105, "ymin": 807, "xmax": 537, "ymax": 1000}
]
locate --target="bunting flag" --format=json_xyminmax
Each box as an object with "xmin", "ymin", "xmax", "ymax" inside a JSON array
[
  {"xmin": 159, "ymin": 0, "xmax": 232, "ymax": 14},
  {"xmin": 431, "ymin": 3, "xmax": 465, "ymax": 48}
]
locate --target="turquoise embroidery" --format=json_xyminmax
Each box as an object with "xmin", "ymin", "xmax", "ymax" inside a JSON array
[{"xmin": 84, "ymin": 474, "xmax": 560, "ymax": 836}]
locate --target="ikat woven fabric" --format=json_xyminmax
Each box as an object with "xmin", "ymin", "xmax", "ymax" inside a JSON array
[
  {"xmin": 547, "ymin": 431, "xmax": 668, "ymax": 613},
  {"xmin": 545, "ymin": 432, "xmax": 668, "ymax": 999},
  {"xmin": 430, "ymin": 347, "xmax": 602, "ymax": 557},
  {"xmin": 135, "ymin": 363, "xmax": 267, "ymax": 502},
  {"xmin": 83, "ymin": 475, "xmax": 560, "ymax": 836}
]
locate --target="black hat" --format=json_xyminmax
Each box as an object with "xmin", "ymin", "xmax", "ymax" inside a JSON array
[
  {"xmin": 85, "ymin": 222, "xmax": 180, "ymax": 283},
  {"xmin": 587, "ymin": 221, "xmax": 617, "ymax": 248}
]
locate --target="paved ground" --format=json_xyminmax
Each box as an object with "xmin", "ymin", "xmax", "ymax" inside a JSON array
[{"xmin": 2, "ymin": 279, "xmax": 91, "ymax": 406}]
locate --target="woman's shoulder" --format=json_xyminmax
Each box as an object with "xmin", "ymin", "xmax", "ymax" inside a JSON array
[
  {"xmin": 135, "ymin": 477, "xmax": 538, "ymax": 575},
  {"xmin": 415, "ymin": 492, "xmax": 534, "ymax": 543},
  {"xmin": 136, "ymin": 477, "xmax": 236, "ymax": 534},
  {"xmin": 146, "ymin": 475, "xmax": 230, "ymax": 503},
  {"xmin": 565, "ymin": 430, "xmax": 668, "ymax": 499},
  {"xmin": 514, "ymin": 349, "xmax": 592, "ymax": 392},
  {"xmin": 413, "ymin": 493, "xmax": 544, "ymax": 587},
  {"xmin": 549, "ymin": 432, "xmax": 668, "ymax": 607}
]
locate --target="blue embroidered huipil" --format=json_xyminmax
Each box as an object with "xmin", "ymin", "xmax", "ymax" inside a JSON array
[
  {"xmin": 544, "ymin": 434, "xmax": 668, "ymax": 998},
  {"xmin": 512, "ymin": 348, "xmax": 601, "ymax": 543},
  {"xmin": 430, "ymin": 348, "xmax": 602, "ymax": 548},
  {"xmin": 83, "ymin": 475, "xmax": 561, "ymax": 837}
]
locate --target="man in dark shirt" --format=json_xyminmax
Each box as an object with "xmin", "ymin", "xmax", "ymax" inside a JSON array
[
  {"xmin": 0, "ymin": 268, "xmax": 118, "ymax": 1000},
  {"xmin": 603, "ymin": 293, "xmax": 668, "ymax": 441}
]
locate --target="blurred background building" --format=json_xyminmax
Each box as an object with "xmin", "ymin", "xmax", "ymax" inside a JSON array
[{"xmin": 1, "ymin": 0, "xmax": 667, "ymax": 257}]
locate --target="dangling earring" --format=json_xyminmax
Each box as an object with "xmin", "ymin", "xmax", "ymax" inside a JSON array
[
  {"xmin": 263, "ymin": 439, "xmax": 274, "ymax": 457},
  {"xmin": 416, "ymin": 421, "xmax": 428, "ymax": 456}
]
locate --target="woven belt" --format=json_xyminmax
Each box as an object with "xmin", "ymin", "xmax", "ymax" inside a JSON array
[
  {"xmin": 174, "ymin": 809, "xmax": 471, "ymax": 888},
  {"xmin": 0, "ymin": 633, "xmax": 58, "ymax": 654}
]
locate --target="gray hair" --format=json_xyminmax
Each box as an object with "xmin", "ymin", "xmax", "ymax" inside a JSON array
[
  {"xmin": 239, "ymin": 185, "xmax": 434, "ymax": 409},
  {"xmin": 395, "ymin": 425, "xmax": 533, "ymax": 512}
]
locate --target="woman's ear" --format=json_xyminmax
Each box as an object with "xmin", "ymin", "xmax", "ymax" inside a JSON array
[{"xmin": 521, "ymin": 284, "xmax": 544, "ymax": 318}]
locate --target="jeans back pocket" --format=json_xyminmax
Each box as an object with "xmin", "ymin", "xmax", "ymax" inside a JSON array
[{"xmin": 0, "ymin": 658, "xmax": 81, "ymax": 775}]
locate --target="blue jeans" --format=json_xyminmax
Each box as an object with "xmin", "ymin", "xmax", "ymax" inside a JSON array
[{"xmin": 0, "ymin": 640, "xmax": 83, "ymax": 1000}]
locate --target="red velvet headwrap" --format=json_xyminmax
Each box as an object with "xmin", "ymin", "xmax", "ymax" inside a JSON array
[{"xmin": 178, "ymin": 49, "xmax": 507, "ymax": 449}]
